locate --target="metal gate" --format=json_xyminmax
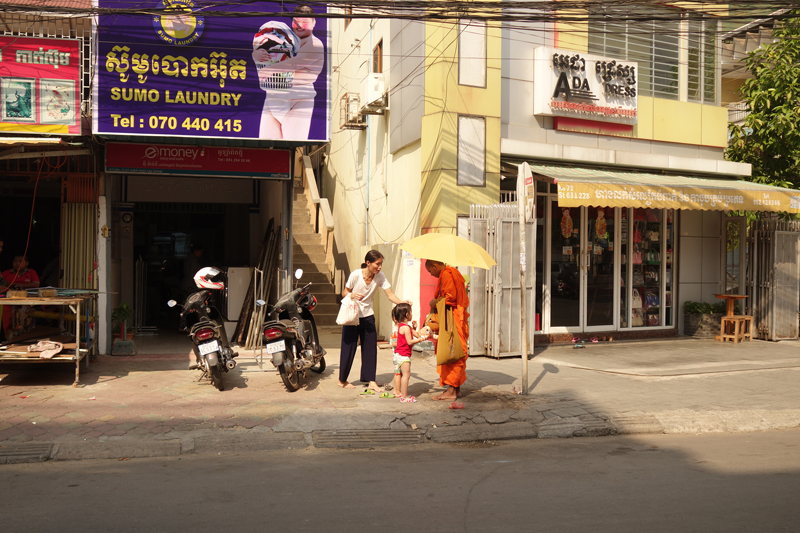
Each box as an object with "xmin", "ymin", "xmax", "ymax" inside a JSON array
[
  {"xmin": 468, "ymin": 204, "xmax": 536, "ymax": 358},
  {"xmin": 747, "ymin": 220, "xmax": 800, "ymax": 340}
]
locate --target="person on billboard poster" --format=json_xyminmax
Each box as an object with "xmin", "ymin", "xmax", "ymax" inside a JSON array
[{"xmin": 251, "ymin": 5, "xmax": 324, "ymax": 140}]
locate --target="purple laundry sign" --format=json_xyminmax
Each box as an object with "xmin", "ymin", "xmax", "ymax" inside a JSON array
[{"xmin": 93, "ymin": 0, "xmax": 330, "ymax": 142}]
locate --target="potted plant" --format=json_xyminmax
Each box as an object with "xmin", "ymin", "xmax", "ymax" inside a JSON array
[
  {"xmin": 683, "ymin": 301, "xmax": 726, "ymax": 337},
  {"xmin": 111, "ymin": 302, "xmax": 135, "ymax": 340}
]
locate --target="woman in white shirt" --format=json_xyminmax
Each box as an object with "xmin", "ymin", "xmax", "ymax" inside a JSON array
[{"xmin": 339, "ymin": 250, "xmax": 411, "ymax": 393}]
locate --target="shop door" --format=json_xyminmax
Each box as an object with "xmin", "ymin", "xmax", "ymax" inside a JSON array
[
  {"xmin": 548, "ymin": 201, "xmax": 615, "ymax": 333},
  {"xmin": 583, "ymin": 206, "xmax": 615, "ymax": 331}
]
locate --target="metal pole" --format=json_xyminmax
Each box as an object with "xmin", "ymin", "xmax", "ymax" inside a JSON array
[{"xmin": 517, "ymin": 164, "xmax": 529, "ymax": 394}]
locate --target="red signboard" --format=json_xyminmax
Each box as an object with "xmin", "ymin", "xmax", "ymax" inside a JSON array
[
  {"xmin": 105, "ymin": 142, "xmax": 291, "ymax": 179},
  {"xmin": 0, "ymin": 36, "xmax": 82, "ymax": 135}
]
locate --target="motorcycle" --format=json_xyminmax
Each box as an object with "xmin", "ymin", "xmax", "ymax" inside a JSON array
[
  {"xmin": 555, "ymin": 263, "xmax": 579, "ymax": 300},
  {"xmin": 168, "ymin": 267, "xmax": 238, "ymax": 391},
  {"xmin": 261, "ymin": 269, "xmax": 326, "ymax": 392}
]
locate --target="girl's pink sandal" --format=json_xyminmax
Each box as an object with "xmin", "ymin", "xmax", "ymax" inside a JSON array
[{"xmin": 400, "ymin": 396, "xmax": 417, "ymax": 403}]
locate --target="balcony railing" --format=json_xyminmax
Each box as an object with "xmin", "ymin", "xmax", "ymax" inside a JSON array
[{"xmin": 727, "ymin": 101, "xmax": 750, "ymax": 124}]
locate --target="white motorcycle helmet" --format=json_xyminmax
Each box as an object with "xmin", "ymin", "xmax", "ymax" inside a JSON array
[{"xmin": 193, "ymin": 267, "xmax": 224, "ymax": 290}]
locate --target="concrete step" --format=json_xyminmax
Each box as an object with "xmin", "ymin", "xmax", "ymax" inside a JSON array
[
  {"xmin": 315, "ymin": 314, "xmax": 341, "ymax": 327},
  {"xmin": 293, "ymin": 223, "xmax": 316, "ymax": 234},
  {"xmin": 293, "ymin": 233, "xmax": 324, "ymax": 246},
  {"xmin": 293, "ymin": 242, "xmax": 326, "ymax": 257},
  {"xmin": 294, "ymin": 260, "xmax": 328, "ymax": 274},
  {"xmin": 294, "ymin": 253, "xmax": 328, "ymax": 266},
  {"xmin": 292, "ymin": 181, "xmax": 338, "ymax": 320},
  {"xmin": 295, "ymin": 262, "xmax": 329, "ymax": 275},
  {"xmin": 312, "ymin": 302, "xmax": 339, "ymax": 315},
  {"xmin": 299, "ymin": 271, "xmax": 332, "ymax": 284},
  {"xmin": 312, "ymin": 292, "xmax": 339, "ymax": 304},
  {"xmin": 293, "ymin": 243, "xmax": 326, "ymax": 254}
]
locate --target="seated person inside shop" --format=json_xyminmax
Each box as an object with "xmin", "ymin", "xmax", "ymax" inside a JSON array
[{"xmin": 2, "ymin": 254, "xmax": 40, "ymax": 337}]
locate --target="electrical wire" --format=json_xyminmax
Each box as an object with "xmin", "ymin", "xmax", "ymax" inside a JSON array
[
  {"xmin": 0, "ymin": 156, "xmax": 47, "ymax": 295},
  {"xmin": 0, "ymin": 1, "xmax": 788, "ymax": 247},
  {"xmin": 2, "ymin": 1, "xmax": 797, "ymax": 31}
]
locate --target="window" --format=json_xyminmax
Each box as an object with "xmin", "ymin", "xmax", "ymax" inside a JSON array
[
  {"xmin": 459, "ymin": 19, "xmax": 486, "ymax": 87},
  {"xmin": 457, "ymin": 115, "xmax": 486, "ymax": 187},
  {"xmin": 344, "ymin": 5, "xmax": 352, "ymax": 29},
  {"xmin": 372, "ymin": 39, "xmax": 383, "ymax": 74},
  {"xmin": 588, "ymin": 8, "xmax": 681, "ymax": 100},
  {"xmin": 688, "ymin": 17, "xmax": 718, "ymax": 103}
]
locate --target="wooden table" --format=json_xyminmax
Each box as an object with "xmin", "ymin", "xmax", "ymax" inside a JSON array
[
  {"xmin": 714, "ymin": 294, "xmax": 748, "ymax": 316},
  {"xmin": 0, "ymin": 295, "xmax": 95, "ymax": 387}
]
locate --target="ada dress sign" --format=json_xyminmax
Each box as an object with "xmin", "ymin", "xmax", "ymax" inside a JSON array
[{"xmin": 533, "ymin": 47, "xmax": 637, "ymax": 125}]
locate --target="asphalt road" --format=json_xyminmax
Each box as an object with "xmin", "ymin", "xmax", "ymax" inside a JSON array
[{"xmin": 4, "ymin": 430, "xmax": 800, "ymax": 533}]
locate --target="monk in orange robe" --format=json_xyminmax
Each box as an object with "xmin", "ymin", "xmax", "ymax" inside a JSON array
[{"xmin": 425, "ymin": 260, "xmax": 469, "ymax": 401}]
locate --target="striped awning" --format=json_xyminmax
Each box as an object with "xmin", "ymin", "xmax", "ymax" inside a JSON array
[{"xmin": 529, "ymin": 164, "xmax": 800, "ymax": 213}]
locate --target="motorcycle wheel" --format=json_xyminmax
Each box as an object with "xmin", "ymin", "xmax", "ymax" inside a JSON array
[
  {"xmin": 309, "ymin": 356, "xmax": 326, "ymax": 374},
  {"xmin": 278, "ymin": 354, "xmax": 300, "ymax": 392},
  {"xmin": 210, "ymin": 364, "xmax": 224, "ymax": 391}
]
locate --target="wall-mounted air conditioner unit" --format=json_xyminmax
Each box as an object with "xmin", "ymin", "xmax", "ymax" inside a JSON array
[
  {"xmin": 339, "ymin": 93, "xmax": 366, "ymax": 130},
  {"xmin": 360, "ymin": 73, "xmax": 387, "ymax": 115}
]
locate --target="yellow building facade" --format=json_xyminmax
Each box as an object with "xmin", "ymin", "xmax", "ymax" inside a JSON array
[{"xmin": 323, "ymin": 6, "xmax": 791, "ymax": 344}]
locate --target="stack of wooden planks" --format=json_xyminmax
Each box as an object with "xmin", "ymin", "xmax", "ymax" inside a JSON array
[{"xmin": 233, "ymin": 219, "xmax": 282, "ymax": 349}]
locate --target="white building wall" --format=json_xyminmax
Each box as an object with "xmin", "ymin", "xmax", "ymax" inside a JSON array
[
  {"xmin": 326, "ymin": 13, "xmax": 425, "ymax": 337},
  {"xmin": 389, "ymin": 19, "xmax": 425, "ymax": 153},
  {"xmin": 500, "ymin": 20, "xmax": 551, "ymax": 142},
  {"xmin": 677, "ymin": 210, "xmax": 723, "ymax": 334},
  {"xmin": 97, "ymin": 193, "xmax": 112, "ymax": 355}
]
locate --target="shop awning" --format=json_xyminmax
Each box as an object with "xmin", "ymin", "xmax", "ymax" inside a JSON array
[
  {"xmin": 0, "ymin": 137, "xmax": 62, "ymax": 145},
  {"xmin": 529, "ymin": 163, "xmax": 800, "ymax": 213}
]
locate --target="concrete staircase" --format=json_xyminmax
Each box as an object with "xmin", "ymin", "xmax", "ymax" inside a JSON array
[{"xmin": 292, "ymin": 180, "xmax": 339, "ymax": 327}]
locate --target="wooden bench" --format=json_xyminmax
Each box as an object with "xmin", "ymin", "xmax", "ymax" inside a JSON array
[{"xmin": 718, "ymin": 315, "xmax": 754, "ymax": 343}]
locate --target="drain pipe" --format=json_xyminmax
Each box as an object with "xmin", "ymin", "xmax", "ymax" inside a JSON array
[
  {"xmin": 365, "ymin": 18, "xmax": 375, "ymax": 247},
  {"xmin": 366, "ymin": 117, "xmax": 370, "ymax": 247}
]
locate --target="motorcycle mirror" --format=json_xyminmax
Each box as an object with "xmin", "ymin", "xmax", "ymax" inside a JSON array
[
  {"xmin": 167, "ymin": 300, "xmax": 177, "ymax": 307},
  {"xmin": 294, "ymin": 268, "xmax": 303, "ymax": 280},
  {"xmin": 255, "ymin": 299, "xmax": 266, "ymax": 306}
]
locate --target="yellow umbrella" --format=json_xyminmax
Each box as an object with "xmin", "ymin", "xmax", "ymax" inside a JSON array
[{"xmin": 400, "ymin": 233, "xmax": 497, "ymax": 270}]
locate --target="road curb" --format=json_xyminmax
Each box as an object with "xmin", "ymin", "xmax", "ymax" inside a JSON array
[
  {"xmin": 7, "ymin": 408, "xmax": 800, "ymax": 462},
  {"xmin": 192, "ymin": 431, "xmax": 308, "ymax": 453},
  {"xmin": 609, "ymin": 414, "xmax": 664, "ymax": 435},
  {"xmin": 52, "ymin": 439, "xmax": 182, "ymax": 461},
  {"xmin": 427, "ymin": 421, "xmax": 538, "ymax": 443}
]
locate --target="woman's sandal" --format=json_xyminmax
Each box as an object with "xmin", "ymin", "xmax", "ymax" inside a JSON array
[
  {"xmin": 400, "ymin": 396, "xmax": 417, "ymax": 403},
  {"xmin": 379, "ymin": 392, "xmax": 395, "ymax": 398},
  {"xmin": 360, "ymin": 389, "xmax": 376, "ymax": 395}
]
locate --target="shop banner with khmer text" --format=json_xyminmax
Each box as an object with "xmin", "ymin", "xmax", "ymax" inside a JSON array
[
  {"xmin": 0, "ymin": 36, "xmax": 82, "ymax": 135},
  {"xmin": 93, "ymin": 0, "xmax": 330, "ymax": 142}
]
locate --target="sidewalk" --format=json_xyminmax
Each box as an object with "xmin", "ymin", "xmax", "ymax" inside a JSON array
[{"xmin": 2, "ymin": 330, "xmax": 800, "ymax": 462}]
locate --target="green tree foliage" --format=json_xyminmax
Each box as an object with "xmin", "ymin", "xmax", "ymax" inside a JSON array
[{"xmin": 727, "ymin": 11, "xmax": 800, "ymax": 190}]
